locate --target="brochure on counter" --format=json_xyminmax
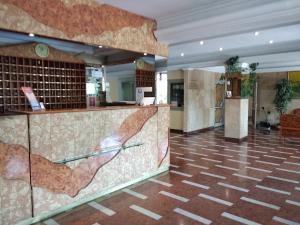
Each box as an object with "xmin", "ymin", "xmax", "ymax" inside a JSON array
[{"xmin": 21, "ymin": 87, "xmax": 42, "ymax": 111}]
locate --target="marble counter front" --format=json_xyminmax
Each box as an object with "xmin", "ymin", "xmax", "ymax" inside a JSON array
[{"xmin": 0, "ymin": 105, "xmax": 170, "ymax": 225}]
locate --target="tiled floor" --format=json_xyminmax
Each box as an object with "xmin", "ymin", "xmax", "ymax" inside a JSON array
[{"xmin": 37, "ymin": 129, "xmax": 300, "ymax": 225}]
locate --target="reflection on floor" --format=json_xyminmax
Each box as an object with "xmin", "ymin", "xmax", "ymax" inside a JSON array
[{"xmin": 36, "ymin": 129, "xmax": 300, "ymax": 225}]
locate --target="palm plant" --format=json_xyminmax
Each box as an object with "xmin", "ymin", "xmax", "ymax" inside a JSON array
[{"xmin": 273, "ymin": 79, "xmax": 292, "ymax": 115}]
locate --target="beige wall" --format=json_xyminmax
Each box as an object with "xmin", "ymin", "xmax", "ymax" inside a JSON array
[
  {"xmin": 106, "ymin": 76, "xmax": 119, "ymax": 101},
  {"xmin": 183, "ymin": 69, "xmax": 218, "ymax": 132},
  {"xmin": 168, "ymin": 69, "xmax": 222, "ymax": 132},
  {"xmin": 257, "ymin": 72, "xmax": 300, "ymax": 125},
  {"xmin": 168, "ymin": 70, "xmax": 184, "ymax": 130},
  {"xmin": 168, "ymin": 70, "xmax": 184, "ymax": 80},
  {"xmin": 170, "ymin": 110, "xmax": 184, "ymax": 130},
  {"xmin": 106, "ymin": 74, "xmax": 135, "ymax": 102},
  {"xmin": 289, "ymin": 99, "xmax": 300, "ymax": 113}
]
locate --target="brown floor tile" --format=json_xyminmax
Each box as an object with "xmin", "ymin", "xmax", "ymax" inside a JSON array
[
  {"xmin": 54, "ymin": 205, "xmax": 102, "ymax": 225},
  {"xmin": 95, "ymin": 191, "xmax": 145, "ymax": 212},
  {"xmin": 104, "ymin": 207, "xmax": 160, "ymax": 225},
  {"xmin": 158, "ymin": 211, "xmax": 204, "ymax": 225},
  {"xmin": 224, "ymin": 200, "xmax": 276, "ymax": 224}
]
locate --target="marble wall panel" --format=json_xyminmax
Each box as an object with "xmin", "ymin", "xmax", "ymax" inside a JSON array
[
  {"xmin": 0, "ymin": 0, "xmax": 168, "ymax": 56},
  {"xmin": 225, "ymin": 99, "xmax": 249, "ymax": 139},
  {"xmin": 30, "ymin": 107, "xmax": 166, "ymax": 215},
  {"xmin": 0, "ymin": 115, "xmax": 29, "ymax": 147},
  {"xmin": 73, "ymin": 112, "xmax": 94, "ymax": 157},
  {"xmin": 29, "ymin": 114, "xmax": 52, "ymax": 158},
  {"xmin": 30, "ymin": 113, "xmax": 75, "ymax": 161},
  {"xmin": 0, "ymin": 115, "xmax": 31, "ymax": 225},
  {"xmin": 0, "ymin": 106, "xmax": 170, "ymax": 222},
  {"xmin": 0, "ymin": 179, "xmax": 32, "ymax": 225},
  {"xmin": 183, "ymin": 70, "xmax": 217, "ymax": 132},
  {"xmin": 157, "ymin": 106, "xmax": 170, "ymax": 167}
]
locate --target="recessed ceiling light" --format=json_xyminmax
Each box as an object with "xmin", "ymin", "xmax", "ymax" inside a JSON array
[
  {"xmin": 254, "ymin": 31, "xmax": 259, "ymax": 36},
  {"xmin": 29, "ymin": 33, "xmax": 35, "ymax": 37},
  {"xmin": 144, "ymin": 53, "xmax": 147, "ymax": 56},
  {"xmin": 200, "ymin": 40, "xmax": 204, "ymax": 45},
  {"xmin": 133, "ymin": 60, "xmax": 136, "ymax": 64},
  {"xmin": 101, "ymin": 65, "xmax": 105, "ymax": 68},
  {"xmin": 269, "ymin": 40, "xmax": 274, "ymax": 44},
  {"xmin": 181, "ymin": 52, "xmax": 184, "ymax": 57},
  {"xmin": 241, "ymin": 62, "xmax": 249, "ymax": 68},
  {"xmin": 219, "ymin": 47, "xmax": 223, "ymax": 51},
  {"xmin": 98, "ymin": 45, "xmax": 103, "ymax": 48}
]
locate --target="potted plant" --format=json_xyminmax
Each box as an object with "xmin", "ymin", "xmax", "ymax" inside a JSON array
[
  {"xmin": 274, "ymin": 78, "xmax": 292, "ymax": 115},
  {"xmin": 240, "ymin": 62, "xmax": 259, "ymax": 98},
  {"xmin": 225, "ymin": 56, "xmax": 258, "ymax": 98}
]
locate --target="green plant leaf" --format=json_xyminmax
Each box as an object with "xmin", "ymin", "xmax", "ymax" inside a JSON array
[{"xmin": 273, "ymin": 79, "xmax": 292, "ymax": 114}]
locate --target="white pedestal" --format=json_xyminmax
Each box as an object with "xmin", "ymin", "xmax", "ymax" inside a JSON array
[{"xmin": 225, "ymin": 98, "xmax": 248, "ymax": 142}]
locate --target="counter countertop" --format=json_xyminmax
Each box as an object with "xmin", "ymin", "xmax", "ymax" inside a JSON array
[{"xmin": 9, "ymin": 104, "xmax": 170, "ymax": 115}]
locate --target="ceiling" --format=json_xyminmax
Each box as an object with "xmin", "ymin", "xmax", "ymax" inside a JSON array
[{"xmin": 101, "ymin": 0, "xmax": 300, "ymax": 72}]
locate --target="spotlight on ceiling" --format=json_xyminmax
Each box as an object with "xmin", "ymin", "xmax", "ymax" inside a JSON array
[
  {"xmin": 200, "ymin": 40, "xmax": 204, "ymax": 45},
  {"xmin": 254, "ymin": 31, "xmax": 259, "ymax": 36},
  {"xmin": 269, "ymin": 40, "xmax": 274, "ymax": 44},
  {"xmin": 219, "ymin": 47, "xmax": 223, "ymax": 51},
  {"xmin": 180, "ymin": 53, "xmax": 184, "ymax": 57},
  {"xmin": 241, "ymin": 62, "xmax": 249, "ymax": 68}
]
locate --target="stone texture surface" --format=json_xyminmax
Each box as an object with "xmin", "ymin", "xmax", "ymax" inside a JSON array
[
  {"xmin": 157, "ymin": 106, "xmax": 170, "ymax": 167},
  {"xmin": 0, "ymin": 115, "xmax": 31, "ymax": 225},
  {"xmin": 0, "ymin": 0, "xmax": 168, "ymax": 56},
  {"xmin": 0, "ymin": 106, "xmax": 170, "ymax": 223},
  {"xmin": 183, "ymin": 69, "xmax": 217, "ymax": 132},
  {"xmin": 30, "ymin": 106, "xmax": 166, "ymax": 215},
  {"xmin": 225, "ymin": 98, "xmax": 249, "ymax": 139},
  {"xmin": 0, "ymin": 143, "xmax": 30, "ymax": 181},
  {"xmin": 0, "ymin": 115, "xmax": 29, "ymax": 147}
]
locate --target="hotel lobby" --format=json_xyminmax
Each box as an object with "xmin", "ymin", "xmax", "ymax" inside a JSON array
[{"xmin": 0, "ymin": 1, "xmax": 300, "ymax": 225}]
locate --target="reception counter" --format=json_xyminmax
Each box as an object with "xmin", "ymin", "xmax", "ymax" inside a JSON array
[{"xmin": 0, "ymin": 105, "xmax": 170, "ymax": 225}]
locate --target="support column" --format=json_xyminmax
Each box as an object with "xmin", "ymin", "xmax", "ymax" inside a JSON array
[{"xmin": 225, "ymin": 98, "xmax": 248, "ymax": 142}]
